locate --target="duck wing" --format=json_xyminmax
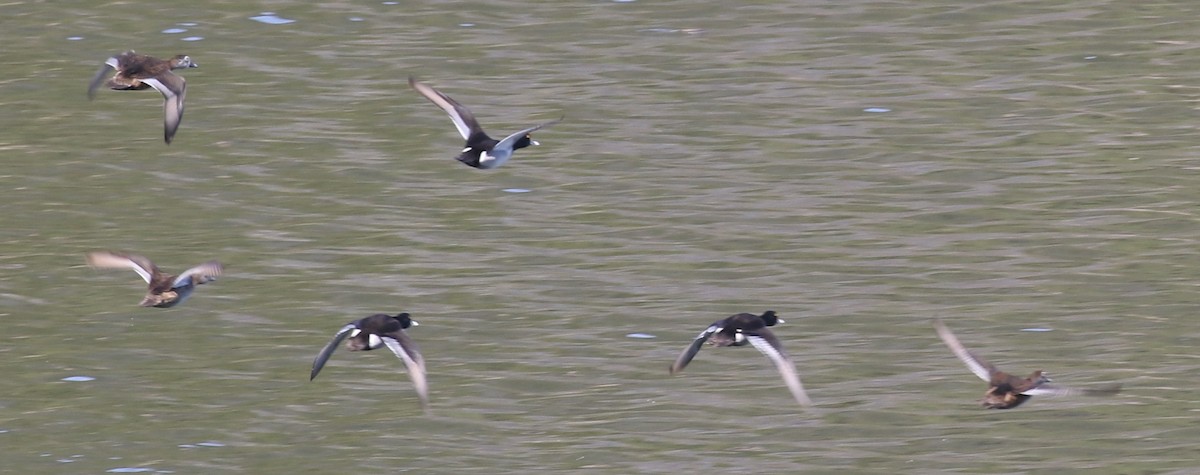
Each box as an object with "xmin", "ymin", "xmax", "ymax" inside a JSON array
[
  {"xmin": 494, "ymin": 117, "xmax": 561, "ymax": 153},
  {"xmin": 746, "ymin": 329, "xmax": 813, "ymax": 406},
  {"xmin": 669, "ymin": 323, "xmax": 721, "ymax": 375},
  {"xmin": 1023, "ymin": 382, "xmax": 1121, "ymax": 397},
  {"xmin": 934, "ymin": 319, "xmax": 998, "ymax": 382},
  {"xmin": 86, "ymin": 251, "xmax": 158, "ymax": 284},
  {"xmin": 172, "ymin": 260, "xmax": 223, "ymax": 287},
  {"xmin": 310, "ymin": 324, "xmax": 356, "ymax": 380},
  {"xmin": 86, "ymin": 56, "xmax": 120, "ymax": 100},
  {"xmin": 139, "ymin": 74, "xmax": 187, "ymax": 144},
  {"xmin": 410, "ymin": 77, "xmax": 483, "ymax": 141},
  {"xmin": 381, "ymin": 331, "xmax": 429, "ymax": 409}
]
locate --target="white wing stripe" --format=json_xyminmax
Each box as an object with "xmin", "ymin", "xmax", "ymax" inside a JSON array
[
  {"xmin": 382, "ymin": 336, "xmax": 430, "ymax": 407},
  {"xmin": 746, "ymin": 335, "xmax": 813, "ymax": 406},
  {"xmin": 934, "ymin": 321, "xmax": 992, "ymax": 382}
]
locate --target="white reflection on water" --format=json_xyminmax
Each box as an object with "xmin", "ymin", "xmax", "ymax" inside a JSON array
[{"xmin": 249, "ymin": 12, "xmax": 295, "ymax": 25}]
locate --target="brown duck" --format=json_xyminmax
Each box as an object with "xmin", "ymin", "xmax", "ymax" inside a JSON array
[
  {"xmin": 934, "ymin": 319, "xmax": 1120, "ymax": 409},
  {"xmin": 86, "ymin": 251, "xmax": 222, "ymax": 308},
  {"xmin": 87, "ymin": 51, "xmax": 198, "ymax": 144}
]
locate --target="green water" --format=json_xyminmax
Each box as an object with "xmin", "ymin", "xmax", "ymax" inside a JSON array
[{"xmin": 2, "ymin": 0, "xmax": 1199, "ymax": 473}]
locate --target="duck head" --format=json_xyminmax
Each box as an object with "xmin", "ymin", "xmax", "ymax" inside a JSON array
[{"xmin": 512, "ymin": 134, "xmax": 539, "ymax": 150}]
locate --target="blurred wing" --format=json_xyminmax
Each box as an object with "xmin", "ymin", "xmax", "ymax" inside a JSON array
[
  {"xmin": 310, "ymin": 324, "xmax": 356, "ymax": 380},
  {"xmin": 746, "ymin": 331, "xmax": 813, "ymax": 406},
  {"xmin": 87, "ymin": 58, "xmax": 117, "ymax": 99},
  {"xmin": 495, "ymin": 117, "xmax": 561, "ymax": 152},
  {"xmin": 1082, "ymin": 382, "xmax": 1123, "ymax": 397},
  {"xmin": 410, "ymin": 77, "xmax": 480, "ymax": 140},
  {"xmin": 1021, "ymin": 385, "xmax": 1078, "ymax": 397},
  {"xmin": 382, "ymin": 332, "xmax": 429, "ymax": 408},
  {"xmin": 86, "ymin": 251, "xmax": 155, "ymax": 284},
  {"xmin": 141, "ymin": 75, "xmax": 186, "ymax": 144},
  {"xmin": 933, "ymin": 319, "xmax": 996, "ymax": 382},
  {"xmin": 1023, "ymin": 382, "xmax": 1121, "ymax": 398},
  {"xmin": 382, "ymin": 331, "xmax": 425, "ymax": 372},
  {"xmin": 669, "ymin": 324, "xmax": 720, "ymax": 375},
  {"xmin": 173, "ymin": 260, "xmax": 223, "ymax": 287}
]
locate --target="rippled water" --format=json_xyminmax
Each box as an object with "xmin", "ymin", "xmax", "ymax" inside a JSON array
[{"xmin": 3, "ymin": 0, "xmax": 1200, "ymax": 473}]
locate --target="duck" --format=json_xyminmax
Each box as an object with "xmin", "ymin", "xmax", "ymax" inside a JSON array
[
  {"xmin": 85, "ymin": 251, "xmax": 222, "ymax": 308},
  {"xmin": 87, "ymin": 51, "xmax": 198, "ymax": 144},
  {"xmin": 933, "ymin": 318, "xmax": 1121, "ymax": 409},
  {"xmin": 310, "ymin": 313, "xmax": 429, "ymax": 410},
  {"xmin": 669, "ymin": 311, "xmax": 812, "ymax": 406},
  {"xmin": 409, "ymin": 77, "xmax": 560, "ymax": 169}
]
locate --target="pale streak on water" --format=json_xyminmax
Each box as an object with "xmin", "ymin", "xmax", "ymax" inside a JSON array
[{"xmin": 1, "ymin": 0, "xmax": 1199, "ymax": 473}]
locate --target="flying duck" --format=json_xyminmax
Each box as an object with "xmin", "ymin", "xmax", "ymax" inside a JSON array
[
  {"xmin": 934, "ymin": 319, "xmax": 1121, "ymax": 409},
  {"xmin": 85, "ymin": 251, "xmax": 222, "ymax": 308},
  {"xmin": 670, "ymin": 311, "xmax": 813, "ymax": 406},
  {"xmin": 409, "ymin": 77, "xmax": 560, "ymax": 169},
  {"xmin": 310, "ymin": 313, "xmax": 429, "ymax": 410},
  {"xmin": 87, "ymin": 51, "xmax": 198, "ymax": 144}
]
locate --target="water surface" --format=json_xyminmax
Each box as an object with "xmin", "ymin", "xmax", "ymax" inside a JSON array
[{"xmin": 1, "ymin": 0, "xmax": 1199, "ymax": 473}]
